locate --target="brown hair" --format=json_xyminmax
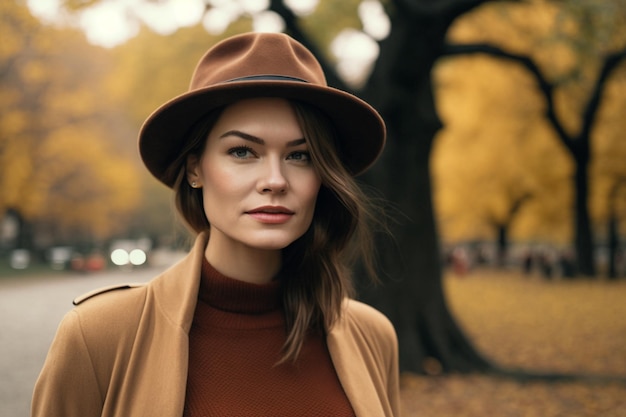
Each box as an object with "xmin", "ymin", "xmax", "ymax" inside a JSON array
[
  {"xmin": 167, "ymin": 108, "xmax": 224, "ymax": 232},
  {"xmin": 171, "ymin": 100, "xmax": 380, "ymax": 363}
]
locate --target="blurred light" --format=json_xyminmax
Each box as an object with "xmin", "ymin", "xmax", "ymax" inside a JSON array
[
  {"xmin": 359, "ymin": 0, "xmax": 390, "ymax": 41},
  {"xmin": 207, "ymin": 0, "xmax": 234, "ymax": 7},
  {"xmin": 10, "ymin": 250, "xmax": 30, "ymax": 270},
  {"xmin": 27, "ymin": 0, "xmax": 64, "ymax": 24},
  {"xmin": 284, "ymin": 0, "xmax": 318, "ymax": 16},
  {"xmin": 253, "ymin": 11, "xmax": 285, "ymax": 33},
  {"xmin": 49, "ymin": 247, "xmax": 72, "ymax": 270},
  {"xmin": 168, "ymin": 0, "xmax": 204, "ymax": 27},
  {"xmin": 241, "ymin": 0, "xmax": 269, "ymax": 14},
  {"xmin": 203, "ymin": 7, "xmax": 237, "ymax": 35},
  {"xmin": 135, "ymin": 0, "xmax": 205, "ymax": 35},
  {"xmin": 331, "ymin": 28, "xmax": 379, "ymax": 87},
  {"xmin": 79, "ymin": 2, "xmax": 140, "ymax": 48},
  {"xmin": 129, "ymin": 249, "xmax": 147, "ymax": 266},
  {"xmin": 111, "ymin": 249, "xmax": 130, "ymax": 266}
]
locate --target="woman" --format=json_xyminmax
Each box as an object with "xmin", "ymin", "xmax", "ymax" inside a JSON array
[{"xmin": 32, "ymin": 32, "xmax": 400, "ymax": 417}]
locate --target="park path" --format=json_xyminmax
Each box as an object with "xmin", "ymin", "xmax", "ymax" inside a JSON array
[{"xmin": 0, "ymin": 266, "xmax": 166, "ymax": 417}]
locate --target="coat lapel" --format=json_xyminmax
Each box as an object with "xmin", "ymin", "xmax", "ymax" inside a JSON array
[
  {"xmin": 120, "ymin": 233, "xmax": 208, "ymax": 417},
  {"xmin": 151, "ymin": 232, "xmax": 208, "ymax": 333},
  {"xmin": 327, "ymin": 313, "xmax": 386, "ymax": 417}
]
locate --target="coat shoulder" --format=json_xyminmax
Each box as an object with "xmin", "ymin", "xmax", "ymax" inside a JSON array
[
  {"xmin": 71, "ymin": 281, "xmax": 148, "ymax": 317},
  {"xmin": 343, "ymin": 299, "xmax": 395, "ymax": 331},
  {"xmin": 340, "ymin": 299, "xmax": 398, "ymax": 348},
  {"xmin": 73, "ymin": 282, "xmax": 145, "ymax": 305},
  {"xmin": 67, "ymin": 281, "xmax": 150, "ymax": 344}
]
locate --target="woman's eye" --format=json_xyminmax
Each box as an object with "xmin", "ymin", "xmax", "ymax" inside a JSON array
[
  {"xmin": 228, "ymin": 146, "xmax": 255, "ymax": 159},
  {"xmin": 287, "ymin": 151, "xmax": 311, "ymax": 162}
]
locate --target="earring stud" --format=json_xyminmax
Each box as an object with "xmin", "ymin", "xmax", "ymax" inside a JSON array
[{"xmin": 191, "ymin": 181, "xmax": 197, "ymax": 188}]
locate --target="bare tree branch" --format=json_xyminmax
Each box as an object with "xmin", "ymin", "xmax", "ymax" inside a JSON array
[
  {"xmin": 443, "ymin": 43, "xmax": 626, "ymax": 157},
  {"xmin": 442, "ymin": 43, "xmax": 575, "ymax": 153},
  {"xmin": 580, "ymin": 48, "xmax": 626, "ymax": 143}
]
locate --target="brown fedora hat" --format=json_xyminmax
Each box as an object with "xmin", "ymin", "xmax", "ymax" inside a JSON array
[{"xmin": 139, "ymin": 32, "xmax": 386, "ymax": 188}]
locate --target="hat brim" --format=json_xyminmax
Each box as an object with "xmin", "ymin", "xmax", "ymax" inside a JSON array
[{"xmin": 139, "ymin": 80, "xmax": 385, "ymax": 188}]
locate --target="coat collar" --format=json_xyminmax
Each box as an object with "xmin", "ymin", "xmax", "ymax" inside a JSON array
[{"xmin": 151, "ymin": 232, "xmax": 208, "ymax": 334}]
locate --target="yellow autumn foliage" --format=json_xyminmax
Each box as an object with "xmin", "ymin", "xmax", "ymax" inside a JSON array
[
  {"xmin": 434, "ymin": 0, "xmax": 626, "ymax": 245},
  {"xmin": 32, "ymin": 123, "xmax": 138, "ymax": 236},
  {"xmin": 433, "ymin": 54, "xmax": 574, "ymax": 244},
  {"xmin": 0, "ymin": 1, "xmax": 141, "ymax": 241}
]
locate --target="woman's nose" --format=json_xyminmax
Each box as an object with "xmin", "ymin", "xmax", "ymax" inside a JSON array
[{"xmin": 257, "ymin": 158, "xmax": 288, "ymax": 194}]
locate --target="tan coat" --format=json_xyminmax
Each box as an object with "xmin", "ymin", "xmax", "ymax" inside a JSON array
[{"xmin": 32, "ymin": 233, "xmax": 400, "ymax": 417}]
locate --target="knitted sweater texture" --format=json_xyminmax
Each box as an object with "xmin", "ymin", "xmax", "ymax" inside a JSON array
[{"xmin": 183, "ymin": 259, "xmax": 355, "ymax": 416}]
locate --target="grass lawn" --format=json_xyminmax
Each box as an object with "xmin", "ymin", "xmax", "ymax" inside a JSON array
[{"xmin": 400, "ymin": 269, "xmax": 626, "ymax": 417}]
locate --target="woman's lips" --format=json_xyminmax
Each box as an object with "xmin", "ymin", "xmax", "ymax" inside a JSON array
[{"xmin": 246, "ymin": 206, "xmax": 294, "ymax": 224}]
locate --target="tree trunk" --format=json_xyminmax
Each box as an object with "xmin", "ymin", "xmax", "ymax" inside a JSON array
[
  {"xmin": 607, "ymin": 179, "xmax": 625, "ymax": 279},
  {"xmin": 496, "ymin": 224, "xmax": 508, "ymax": 267},
  {"xmin": 10, "ymin": 208, "xmax": 34, "ymax": 251},
  {"xmin": 608, "ymin": 214, "xmax": 619, "ymax": 279},
  {"xmin": 574, "ymin": 151, "xmax": 595, "ymax": 276},
  {"xmin": 357, "ymin": 1, "xmax": 492, "ymax": 373}
]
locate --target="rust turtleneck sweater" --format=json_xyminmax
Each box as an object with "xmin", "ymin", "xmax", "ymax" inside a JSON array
[{"xmin": 183, "ymin": 258, "xmax": 355, "ymax": 417}]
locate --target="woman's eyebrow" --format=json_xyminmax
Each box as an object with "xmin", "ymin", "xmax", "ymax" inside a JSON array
[
  {"xmin": 220, "ymin": 130, "xmax": 306, "ymax": 147},
  {"xmin": 286, "ymin": 138, "xmax": 306, "ymax": 147},
  {"xmin": 220, "ymin": 130, "xmax": 263, "ymax": 144}
]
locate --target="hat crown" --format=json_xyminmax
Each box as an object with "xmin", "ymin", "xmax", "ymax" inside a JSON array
[{"xmin": 190, "ymin": 32, "xmax": 327, "ymax": 91}]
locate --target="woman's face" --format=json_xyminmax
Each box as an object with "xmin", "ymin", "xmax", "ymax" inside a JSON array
[{"xmin": 187, "ymin": 98, "xmax": 322, "ymax": 252}]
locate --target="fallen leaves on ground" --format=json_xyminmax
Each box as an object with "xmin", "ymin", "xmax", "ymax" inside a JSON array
[{"xmin": 400, "ymin": 269, "xmax": 626, "ymax": 417}]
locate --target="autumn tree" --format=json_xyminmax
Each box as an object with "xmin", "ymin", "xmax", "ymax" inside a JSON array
[
  {"xmin": 443, "ymin": 0, "xmax": 626, "ymax": 276},
  {"xmin": 0, "ymin": 1, "xmax": 142, "ymax": 249}
]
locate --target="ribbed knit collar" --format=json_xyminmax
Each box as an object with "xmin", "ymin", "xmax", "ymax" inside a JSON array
[{"xmin": 199, "ymin": 257, "xmax": 282, "ymax": 315}]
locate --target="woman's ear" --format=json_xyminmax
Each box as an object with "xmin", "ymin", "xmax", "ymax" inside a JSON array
[{"xmin": 186, "ymin": 154, "xmax": 202, "ymax": 188}]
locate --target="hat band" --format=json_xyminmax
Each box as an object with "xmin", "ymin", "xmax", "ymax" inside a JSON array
[{"xmin": 222, "ymin": 75, "xmax": 310, "ymax": 83}]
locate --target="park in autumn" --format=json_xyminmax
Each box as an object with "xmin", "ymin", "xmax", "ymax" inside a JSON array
[{"xmin": 1, "ymin": 0, "xmax": 625, "ymax": 415}]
